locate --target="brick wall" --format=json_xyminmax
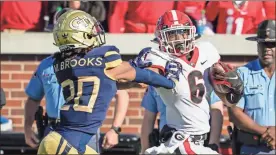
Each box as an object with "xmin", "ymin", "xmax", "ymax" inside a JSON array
[{"xmin": 0, "ymin": 54, "xmax": 257, "ymax": 136}]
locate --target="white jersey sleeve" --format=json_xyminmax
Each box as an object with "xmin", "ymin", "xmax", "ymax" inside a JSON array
[
  {"xmin": 196, "ymin": 42, "xmax": 221, "ymax": 104},
  {"xmin": 196, "ymin": 41, "xmax": 221, "ymax": 70}
]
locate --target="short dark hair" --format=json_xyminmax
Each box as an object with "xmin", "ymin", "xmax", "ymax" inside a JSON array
[{"xmin": 53, "ymin": 48, "xmax": 91, "ymax": 62}]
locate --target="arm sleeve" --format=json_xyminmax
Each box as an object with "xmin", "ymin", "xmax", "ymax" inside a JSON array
[
  {"xmin": 25, "ymin": 67, "xmax": 44, "ymax": 101},
  {"xmin": 108, "ymin": 1, "xmax": 128, "ymax": 33},
  {"xmin": 235, "ymin": 68, "xmax": 246, "ymax": 109},
  {"xmin": 133, "ymin": 67, "xmax": 175, "ymax": 89},
  {"xmin": 141, "ymin": 87, "xmax": 158, "ymax": 113}
]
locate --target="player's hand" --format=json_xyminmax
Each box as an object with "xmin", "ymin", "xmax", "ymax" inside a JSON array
[
  {"xmin": 102, "ymin": 129, "xmax": 119, "ymax": 149},
  {"xmin": 164, "ymin": 60, "xmax": 182, "ymax": 81},
  {"xmin": 24, "ymin": 127, "xmax": 39, "ymax": 148},
  {"xmin": 129, "ymin": 47, "xmax": 152, "ymax": 68},
  {"xmin": 261, "ymin": 126, "xmax": 276, "ymax": 150}
]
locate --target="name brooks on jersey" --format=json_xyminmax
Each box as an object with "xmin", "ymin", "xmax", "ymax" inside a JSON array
[{"xmin": 54, "ymin": 57, "xmax": 104, "ymax": 72}]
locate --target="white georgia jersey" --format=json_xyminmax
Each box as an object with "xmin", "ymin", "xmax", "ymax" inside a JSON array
[{"xmin": 144, "ymin": 41, "xmax": 220, "ymax": 135}]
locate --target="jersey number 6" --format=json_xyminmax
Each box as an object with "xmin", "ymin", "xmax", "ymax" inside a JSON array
[
  {"xmin": 60, "ymin": 76, "xmax": 100, "ymax": 113},
  {"xmin": 188, "ymin": 70, "xmax": 205, "ymax": 104}
]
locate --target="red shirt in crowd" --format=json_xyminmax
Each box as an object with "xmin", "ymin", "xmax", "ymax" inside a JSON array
[
  {"xmin": 263, "ymin": 1, "xmax": 275, "ymax": 20},
  {"xmin": 176, "ymin": 1, "xmax": 206, "ymax": 21},
  {"xmin": 205, "ymin": 1, "xmax": 266, "ymax": 34},
  {"xmin": 1, "ymin": 1, "xmax": 42, "ymax": 31},
  {"xmin": 108, "ymin": 1, "xmax": 175, "ymax": 33}
]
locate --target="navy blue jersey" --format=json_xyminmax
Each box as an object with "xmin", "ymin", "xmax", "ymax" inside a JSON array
[{"xmin": 53, "ymin": 45, "xmax": 122, "ymax": 134}]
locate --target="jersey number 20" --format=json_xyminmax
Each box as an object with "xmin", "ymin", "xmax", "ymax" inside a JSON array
[{"xmin": 60, "ymin": 76, "xmax": 100, "ymax": 113}]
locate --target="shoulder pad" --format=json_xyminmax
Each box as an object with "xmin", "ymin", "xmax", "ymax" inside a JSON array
[
  {"xmin": 197, "ymin": 41, "xmax": 220, "ymax": 68},
  {"xmin": 87, "ymin": 45, "xmax": 120, "ymax": 57}
]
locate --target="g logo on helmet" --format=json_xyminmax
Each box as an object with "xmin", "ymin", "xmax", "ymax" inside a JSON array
[{"xmin": 69, "ymin": 16, "xmax": 91, "ymax": 31}]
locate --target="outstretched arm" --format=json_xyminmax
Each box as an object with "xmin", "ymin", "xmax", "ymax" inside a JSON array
[{"xmin": 105, "ymin": 61, "xmax": 177, "ymax": 89}]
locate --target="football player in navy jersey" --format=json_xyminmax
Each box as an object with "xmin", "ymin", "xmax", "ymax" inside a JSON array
[{"xmin": 37, "ymin": 10, "xmax": 180, "ymax": 154}]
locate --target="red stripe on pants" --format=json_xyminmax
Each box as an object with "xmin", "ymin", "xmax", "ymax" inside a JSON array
[{"xmin": 183, "ymin": 139, "xmax": 197, "ymax": 155}]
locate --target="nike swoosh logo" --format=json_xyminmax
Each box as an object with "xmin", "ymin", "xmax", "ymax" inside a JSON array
[
  {"xmin": 201, "ymin": 60, "xmax": 207, "ymax": 65},
  {"xmin": 226, "ymin": 76, "xmax": 238, "ymax": 80}
]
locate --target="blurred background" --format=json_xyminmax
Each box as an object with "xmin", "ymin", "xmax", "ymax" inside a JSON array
[{"xmin": 0, "ymin": 1, "xmax": 275, "ymax": 154}]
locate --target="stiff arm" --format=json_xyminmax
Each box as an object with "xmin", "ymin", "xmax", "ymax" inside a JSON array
[{"xmin": 105, "ymin": 61, "xmax": 176, "ymax": 89}]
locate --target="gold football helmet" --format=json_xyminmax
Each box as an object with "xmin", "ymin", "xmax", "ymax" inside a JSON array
[{"xmin": 53, "ymin": 9, "xmax": 106, "ymax": 52}]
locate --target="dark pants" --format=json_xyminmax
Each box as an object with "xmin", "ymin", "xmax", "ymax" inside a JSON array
[{"xmin": 240, "ymin": 145, "xmax": 275, "ymax": 155}]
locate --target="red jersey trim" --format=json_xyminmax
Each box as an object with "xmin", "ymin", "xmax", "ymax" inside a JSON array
[{"xmin": 179, "ymin": 47, "xmax": 199, "ymax": 68}]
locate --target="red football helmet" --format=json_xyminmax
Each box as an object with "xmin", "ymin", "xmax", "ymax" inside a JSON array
[{"xmin": 155, "ymin": 10, "xmax": 196, "ymax": 56}]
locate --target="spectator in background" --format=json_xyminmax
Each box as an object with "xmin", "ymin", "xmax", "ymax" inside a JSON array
[
  {"xmin": 108, "ymin": 1, "xmax": 176, "ymax": 33},
  {"xmin": 45, "ymin": 1, "xmax": 106, "ymax": 31},
  {"xmin": 176, "ymin": 1, "xmax": 206, "ymax": 22},
  {"xmin": 263, "ymin": 1, "xmax": 276, "ymax": 20},
  {"xmin": 205, "ymin": 1, "xmax": 266, "ymax": 35},
  {"xmin": 228, "ymin": 20, "xmax": 275, "ymax": 154},
  {"xmin": 175, "ymin": 1, "xmax": 214, "ymax": 35},
  {"xmin": 1, "ymin": 1, "xmax": 43, "ymax": 32},
  {"xmin": 176, "ymin": 1, "xmax": 215, "ymax": 35}
]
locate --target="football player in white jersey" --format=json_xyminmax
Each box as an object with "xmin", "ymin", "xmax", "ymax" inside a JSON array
[{"xmin": 131, "ymin": 10, "xmax": 243, "ymax": 154}]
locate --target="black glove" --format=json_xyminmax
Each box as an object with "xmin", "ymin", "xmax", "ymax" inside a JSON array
[
  {"xmin": 149, "ymin": 129, "xmax": 160, "ymax": 147},
  {"xmin": 207, "ymin": 143, "xmax": 219, "ymax": 152},
  {"xmin": 160, "ymin": 125, "xmax": 176, "ymax": 143}
]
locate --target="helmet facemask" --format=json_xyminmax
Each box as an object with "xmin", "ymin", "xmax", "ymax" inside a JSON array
[
  {"xmin": 159, "ymin": 25, "xmax": 196, "ymax": 56},
  {"xmin": 89, "ymin": 17, "xmax": 106, "ymax": 47}
]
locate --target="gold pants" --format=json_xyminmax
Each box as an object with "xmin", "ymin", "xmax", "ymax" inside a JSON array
[{"xmin": 37, "ymin": 131, "xmax": 98, "ymax": 154}]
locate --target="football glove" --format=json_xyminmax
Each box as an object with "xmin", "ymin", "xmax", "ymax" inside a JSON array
[
  {"xmin": 165, "ymin": 60, "xmax": 182, "ymax": 81},
  {"xmin": 129, "ymin": 47, "xmax": 152, "ymax": 68}
]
